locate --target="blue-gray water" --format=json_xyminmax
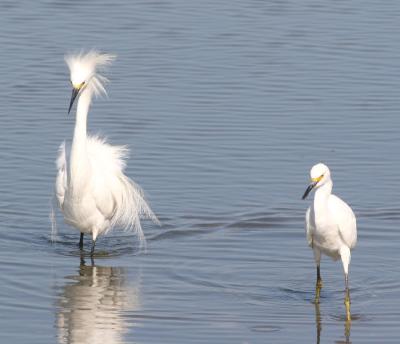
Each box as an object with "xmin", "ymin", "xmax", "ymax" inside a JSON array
[{"xmin": 0, "ymin": 1, "xmax": 400, "ymax": 343}]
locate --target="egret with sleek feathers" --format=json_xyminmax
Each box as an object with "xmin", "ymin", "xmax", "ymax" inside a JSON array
[
  {"xmin": 302, "ymin": 163, "xmax": 357, "ymax": 321},
  {"xmin": 54, "ymin": 50, "xmax": 158, "ymax": 256}
]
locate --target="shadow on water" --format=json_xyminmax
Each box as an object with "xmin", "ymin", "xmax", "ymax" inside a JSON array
[{"xmin": 56, "ymin": 256, "xmax": 141, "ymax": 344}]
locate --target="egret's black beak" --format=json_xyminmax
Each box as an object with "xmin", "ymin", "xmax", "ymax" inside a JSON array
[
  {"xmin": 302, "ymin": 182, "xmax": 317, "ymax": 200},
  {"xmin": 68, "ymin": 87, "xmax": 80, "ymax": 114}
]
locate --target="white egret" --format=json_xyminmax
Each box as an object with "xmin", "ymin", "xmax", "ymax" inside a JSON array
[
  {"xmin": 302, "ymin": 163, "xmax": 357, "ymax": 321},
  {"xmin": 54, "ymin": 50, "xmax": 158, "ymax": 256}
]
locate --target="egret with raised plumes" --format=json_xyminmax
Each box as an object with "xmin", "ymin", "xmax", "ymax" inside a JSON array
[
  {"xmin": 302, "ymin": 163, "xmax": 357, "ymax": 321},
  {"xmin": 54, "ymin": 50, "xmax": 158, "ymax": 256}
]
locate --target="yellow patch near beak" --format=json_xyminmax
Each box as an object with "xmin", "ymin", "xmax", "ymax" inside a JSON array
[
  {"xmin": 311, "ymin": 175, "xmax": 324, "ymax": 183},
  {"xmin": 72, "ymin": 81, "xmax": 85, "ymax": 90}
]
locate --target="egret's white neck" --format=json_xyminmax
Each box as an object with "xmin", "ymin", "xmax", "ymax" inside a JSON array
[
  {"xmin": 74, "ymin": 87, "xmax": 92, "ymax": 140},
  {"xmin": 313, "ymin": 180, "xmax": 333, "ymax": 213},
  {"xmin": 70, "ymin": 87, "xmax": 93, "ymax": 189}
]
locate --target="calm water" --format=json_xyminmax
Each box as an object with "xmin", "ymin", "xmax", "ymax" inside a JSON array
[{"xmin": 0, "ymin": 0, "xmax": 400, "ymax": 343}]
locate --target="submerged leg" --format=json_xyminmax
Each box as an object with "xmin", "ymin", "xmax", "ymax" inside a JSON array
[
  {"xmin": 90, "ymin": 239, "xmax": 96, "ymax": 257},
  {"xmin": 344, "ymin": 273, "xmax": 351, "ymax": 321},
  {"xmin": 80, "ymin": 251, "xmax": 86, "ymax": 266},
  {"xmin": 315, "ymin": 264, "xmax": 323, "ymax": 304},
  {"xmin": 79, "ymin": 233, "xmax": 84, "ymax": 249},
  {"xmin": 344, "ymin": 274, "xmax": 350, "ymax": 303},
  {"xmin": 313, "ymin": 249, "xmax": 322, "ymax": 304},
  {"xmin": 344, "ymin": 303, "xmax": 352, "ymax": 341},
  {"xmin": 314, "ymin": 302, "xmax": 322, "ymax": 344},
  {"xmin": 317, "ymin": 265, "xmax": 323, "ymax": 288}
]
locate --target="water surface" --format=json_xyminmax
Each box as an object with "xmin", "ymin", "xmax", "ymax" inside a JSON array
[{"xmin": 0, "ymin": 1, "xmax": 400, "ymax": 343}]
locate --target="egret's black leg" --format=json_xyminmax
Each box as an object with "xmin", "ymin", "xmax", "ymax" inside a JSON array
[
  {"xmin": 79, "ymin": 233, "xmax": 84, "ymax": 249},
  {"xmin": 90, "ymin": 239, "xmax": 96, "ymax": 257},
  {"xmin": 315, "ymin": 265, "xmax": 323, "ymax": 304},
  {"xmin": 317, "ymin": 265, "xmax": 322, "ymax": 285},
  {"xmin": 344, "ymin": 274, "xmax": 350, "ymax": 303},
  {"xmin": 80, "ymin": 251, "xmax": 86, "ymax": 266}
]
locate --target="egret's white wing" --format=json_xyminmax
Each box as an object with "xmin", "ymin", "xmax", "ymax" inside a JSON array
[
  {"xmin": 328, "ymin": 194, "xmax": 357, "ymax": 249},
  {"xmin": 305, "ymin": 206, "xmax": 314, "ymax": 247},
  {"xmin": 55, "ymin": 141, "xmax": 68, "ymax": 208}
]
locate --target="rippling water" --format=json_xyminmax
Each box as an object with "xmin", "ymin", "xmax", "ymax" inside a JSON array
[{"xmin": 1, "ymin": 1, "xmax": 400, "ymax": 343}]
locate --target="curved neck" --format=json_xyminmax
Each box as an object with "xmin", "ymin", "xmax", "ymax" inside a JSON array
[
  {"xmin": 70, "ymin": 87, "xmax": 93, "ymax": 188},
  {"xmin": 313, "ymin": 180, "xmax": 333, "ymax": 211},
  {"xmin": 73, "ymin": 87, "xmax": 92, "ymax": 141}
]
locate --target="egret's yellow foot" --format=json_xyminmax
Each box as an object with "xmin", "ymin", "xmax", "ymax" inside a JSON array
[
  {"xmin": 344, "ymin": 290, "xmax": 351, "ymax": 321},
  {"xmin": 314, "ymin": 283, "xmax": 322, "ymax": 304},
  {"xmin": 345, "ymin": 301, "xmax": 351, "ymax": 322},
  {"xmin": 344, "ymin": 289, "xmax": 351, "ymax": 304}
]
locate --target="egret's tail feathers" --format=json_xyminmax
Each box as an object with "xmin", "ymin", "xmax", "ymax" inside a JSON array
[{"xmin": 111, "ymin": 174, "xmax": 159, "ymax": 248}]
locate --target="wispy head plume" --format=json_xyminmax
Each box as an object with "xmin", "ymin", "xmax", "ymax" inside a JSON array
[{"xmin": 65, "ymin": 50, "xmax": 116, "ymax": 97}]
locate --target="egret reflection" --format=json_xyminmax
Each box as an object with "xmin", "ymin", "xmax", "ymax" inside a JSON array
[
  {"xmin": 57, "ymin": 259, "xmax": 140, "ymax": 344},
  {"xmin": 314, "ymin": 303, "xmax": 351, "ymax": 344}
]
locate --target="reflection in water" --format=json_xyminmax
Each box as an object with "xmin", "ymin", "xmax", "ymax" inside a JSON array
[
  {"xmin": 315, "ymin": 303, "xmax": 322, "ymax": 344},
  {"xmin": 314, "ymin": 303, "xmax": 351, "ymax": 344},
  {"xmin": 56, "ymin": 258, "xmax": 140, "ymax": 344}
]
